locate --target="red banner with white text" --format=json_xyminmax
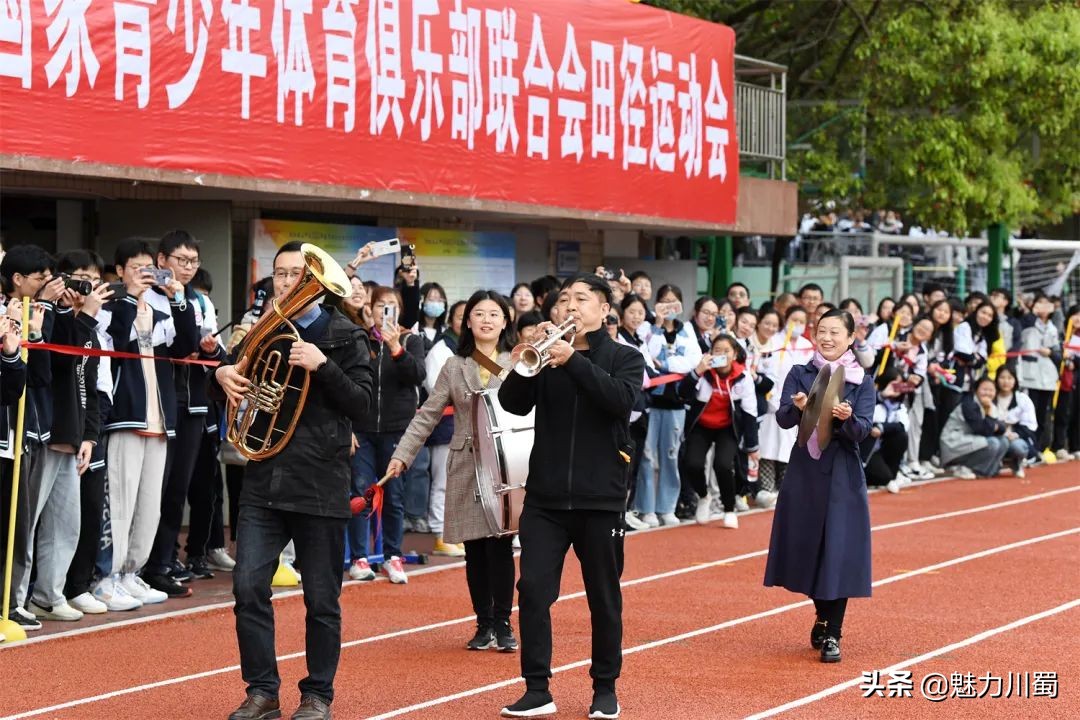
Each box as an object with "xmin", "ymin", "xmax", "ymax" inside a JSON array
[{"xmin": 0, "ymin": 0, "xmax": 737, "ymax": 225}]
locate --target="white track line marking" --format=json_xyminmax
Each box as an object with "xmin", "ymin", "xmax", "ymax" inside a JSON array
[
  {"xmin": 361, "ymin": 527, "xmax": 1080, "ymax": 720},
  {"xmin": 744, "ymin": 598, "xmax": 1080, "ymax": 719},
  {"xmin": 8, "ymin": 526, "xmax": 1073, "ymax": 720},
  {"xmin": 12, "ymin": 481, "xmax": 1076, "ymax": 650}
]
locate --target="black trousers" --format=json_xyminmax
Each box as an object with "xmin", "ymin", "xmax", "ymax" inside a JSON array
[
  {"xmin": 1029, "ymin": 389, "xmax": 1054, "ymax": 451},
  {"xmin": 1052, "ymin": 388, "xmax": 1073, "ymax": 452},
  {"xmin": 517, "ymin": 506, "xmax": 624, "ymax": 692},
  {"xmin": 865, "ymin": 430, "xmax": 906, "ymax": 486},
  {"xmin": 148, "ymin": 411, "xmax": 204, "ymax": 574},
  {"xmin": 626, "ymin": 417, "xmax": 648, "ymax": 510},
  {"xmin": 185, "ymin": 431, "xmax": 226, "ymax": 558},
  {"xmin": 65, "ymin": 463, "xmax": 106, "ymax": 598},
  {"xmin": 813, "ymin": 598, "xmax": 848, "ymax": 639},
  {"xmin": 233, "ymin": 505, "xmax": 347, "ymax": 703},
  {"xmin": 682, "ymin": 423, "xmax": 739, "ymax": 512},
  {"xmin": 225, "ymin": 464, "xmax": 245, "ymax": 542},
  {"xmin": 0, "ymin": 451, "xmax": 34, "ymax": 607},
  {"xmin": 463, "ymin": 536, "xmax": 515, "ymax": 627}
]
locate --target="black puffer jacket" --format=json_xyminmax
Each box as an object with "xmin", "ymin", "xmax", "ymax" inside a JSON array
[
  {"xmin": 499, "ymin": 328, "xmax": 645, "ymax": 512},
  {"xmin": 208, "ymin": 307, "xmax": 374, "ymax": 518},
  {"xmin": 355, "ymin": 332, "xmax": 426, "ymax": 434}
]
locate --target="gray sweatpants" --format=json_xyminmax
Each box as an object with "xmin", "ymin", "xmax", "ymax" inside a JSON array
[
  {"xmin": 107, "ymin": 432, "xmax": 168, "ymax": 575},
  {"xmin": 13, "ymin": 447, "xmax": 79, "ymax": 608}
]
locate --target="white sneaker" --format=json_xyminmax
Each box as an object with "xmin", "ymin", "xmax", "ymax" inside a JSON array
[
  {"xmin": 207, "ymin": 547, "xmax": 236, "ymax": 572},
  {"xmin": 68, "ymin": 591, "xmax": 108, "ymax": 615},
  {"xmin": 734, "ymin": 495, "xmax": 750, "ymax": 513},
  {"xmin": 624, "ymin": 511, "xmax": 649, "ymax": 531},
  {"xmin": 694, "ymin": 496, "xmax": 712, "ymax": 525},
  {"xmin": 30, "ymin": 598, "xmax": 84, "ymax": 622},
  {"xmin": 641, "ymin": 512, "xmax": 660, "ymax": 528},
  {"xmin": 383, "ymin": 556, "xmax": 408, "ymax": 584},
  {"xmin": 659, "ymin": 512, "xmax": 680, "ymax": 526},
  {"xmin": 949, "ymin": 465, "xmax": 977, "ymax": 480},
  {"xmin": 722, "ymin": 512, "xmax": 739, "ymax": 529},
  {"xmin": 93, "ymin": 574, "xmax": 142, "ymax": 611},
  {"xmin": 348, "ymin": 558, "xmax": 376, "ymax": 581},
  {"xmin": 886, "ymin": 479, "xmax": 901, "ymax": 494},
  {"xmin": 121, "ymin": 573, "xmax": 168, "ymax": 605},
  {"xmin": 754, "ymin": 490, "xmax": 778, "ymax": 509},
  {"xmin": 1055, "ymin": 449, "xmax": 1070, "ymax": 462},
  {"xmin": 1015, "ymin": 465, "xmax": 1026, "ymax": 479}
]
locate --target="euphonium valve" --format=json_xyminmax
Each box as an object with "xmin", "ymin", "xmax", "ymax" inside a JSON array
[{"xmin": 512, "ymin": 318, "xmax": 578, "ymax": 376}]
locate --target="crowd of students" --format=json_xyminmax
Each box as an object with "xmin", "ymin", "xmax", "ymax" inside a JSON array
[{"xmin": 2, "ymin": 234, "xmax": 1078, "ymax": 633}]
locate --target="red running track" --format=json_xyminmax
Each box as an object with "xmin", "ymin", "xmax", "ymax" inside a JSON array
[{"xmin": 1, "ymin": 468, "xmax": 1077, "ymax": 720}]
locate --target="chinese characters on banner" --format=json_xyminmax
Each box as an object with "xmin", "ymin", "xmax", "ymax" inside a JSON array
[{"xmin": 0, "ymin": 1, "xmax": 738, "ymax": 225}]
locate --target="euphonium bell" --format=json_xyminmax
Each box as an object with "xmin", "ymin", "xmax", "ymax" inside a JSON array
[
  {"xmin": 512, "ymin": 317, "xmax": 578, "ymax": 376},
  {"xmin": 225, "ymin": 243, "xmax": 350, "ymax": 461}
]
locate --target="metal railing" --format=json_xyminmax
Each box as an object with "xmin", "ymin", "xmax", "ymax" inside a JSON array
[{"xmin": 735, "ymin": 54, "xmax": 787, "ymax": 179}]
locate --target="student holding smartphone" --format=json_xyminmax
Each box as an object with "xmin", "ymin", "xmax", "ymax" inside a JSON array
[
  {"xmin": 676, "ymin": 334, "xmax": 759, "ymax": 529},
  {"xmin": 348, "ymin": 286, "xmax": 426, "ymax": 585}
]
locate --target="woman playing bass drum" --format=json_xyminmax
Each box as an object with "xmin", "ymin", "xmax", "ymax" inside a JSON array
[{"xmin": 386, "ymin": 290, "xmax": 519, "ymax": 652}]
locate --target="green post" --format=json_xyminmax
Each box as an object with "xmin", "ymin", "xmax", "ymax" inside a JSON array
[
  {"xmin": 716, "ymin": 235, "xmax": 733, "ymax": 298},
  {"xmin": 903, "ymin": 263, "xmax": 914, "ymax": 294},
  {"xmin": 957, "ymin": 265, "xmax": 967, "ymax": 297},
  {"xmin": 987, "ymin": 223, "xmax": 1008, "ymax": 291}
]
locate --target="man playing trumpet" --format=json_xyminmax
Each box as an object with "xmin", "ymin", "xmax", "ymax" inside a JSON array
[{"xmin": 498, "ymin": 274, "xmax": 645, "ymax": 720}]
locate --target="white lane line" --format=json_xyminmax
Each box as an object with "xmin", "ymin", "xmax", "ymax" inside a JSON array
[
  {"xmin": 360, "ymin": 527, "xmax": 1080, "ymax": 720},
  {"xmin": 13, "ymin": 481, "xmax": 1075, "ymax": 650},
  {"xmin": 744, "ymin": 598, "xmax": 1080, "ymax": 719}
]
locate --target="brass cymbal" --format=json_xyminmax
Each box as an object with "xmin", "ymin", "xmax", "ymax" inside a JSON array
[{"xmin": 797, "ymin": 365, "xmax": 848, "ymax": 450}]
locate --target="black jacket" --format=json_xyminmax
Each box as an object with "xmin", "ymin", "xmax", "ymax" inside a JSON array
[
  {"xmin": 355, "ymin": 331, "xmax": 426, "ymax": 434},
  {"xmin": 32, "ymin": 306, "xmax": 100, "ymax": 448},
  {"xmin": 0, "ymin": 349, "xmax": 26, "ymax": 454},
  {"xmin": 499, "ymin": 328, "xmax": 645, "ymax": 512},
  {"xmin": 208, "ymin": 307, "xmax": 374, "ymax": 518}
]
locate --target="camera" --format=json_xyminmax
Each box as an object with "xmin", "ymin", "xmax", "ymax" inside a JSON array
[
  {"xmin": 61, "ymin": 274, "xmax": 93, "ymax": 296},
  {"xmin": 140, "ymin": 267, "xmax": 174, "ymax": 286}
]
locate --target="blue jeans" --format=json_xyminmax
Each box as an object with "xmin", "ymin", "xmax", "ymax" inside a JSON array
[
  {"xmin": 634, "ymin": 408, "xmax": 685, "ymax": 515},
  {"xmin": 348, "ymin": 431, "xmax": 405, "ymax": 560},
  {"xmin": 404, "ymin": 445, "xmax": 431, "ymax": 519},
  {"xmin": 233, "ymin": 504, "xmax": 346, "ymax": 703}
]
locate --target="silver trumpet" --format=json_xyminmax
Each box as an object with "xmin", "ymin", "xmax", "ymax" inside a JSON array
[{"xmin": 512, "ymin": 317, "xmax": 578, "ymax": 376}]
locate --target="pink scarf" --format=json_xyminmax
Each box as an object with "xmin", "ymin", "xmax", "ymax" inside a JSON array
[{"xmin": 805, "ymin": 349, "xmax": 864, "ymax": 459}]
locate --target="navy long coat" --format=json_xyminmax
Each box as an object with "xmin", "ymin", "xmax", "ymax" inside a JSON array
[{"xmin": 763, "ymin": 361, "xmax": 875, "ymax": 600}]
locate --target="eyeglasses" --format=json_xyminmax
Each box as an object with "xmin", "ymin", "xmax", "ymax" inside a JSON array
[
  {"xmin": 273, "ymin": 269, "xmax": 304, "ymax": 280},
  {"xmin": 168, "ymin": 255, "xmax": 201, "ymax": 269},
  {"xmin": 470, "ymin": 310, "xmax": 504, "ymax": 321}
]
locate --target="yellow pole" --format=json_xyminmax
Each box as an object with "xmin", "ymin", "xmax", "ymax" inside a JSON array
[
  {"xmin": 875, "ymin": 313, "xmax": 903, "ymax": 378},
  {"xmin": 1, "ymin": 297, "xmax": 30, "ymax": 643}
]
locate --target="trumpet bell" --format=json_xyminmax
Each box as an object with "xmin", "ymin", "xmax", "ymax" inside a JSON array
[{"xmin": 797, "ymin": 365, "xmax": 847, "ymax": 450}]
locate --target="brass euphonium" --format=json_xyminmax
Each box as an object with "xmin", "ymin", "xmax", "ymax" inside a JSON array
[
  {"xmin": 226, "ymin": 243, "xmax": 351, "ymax": 461},
  {"xmin": 511, "ymin": 317, "xmax": 578, "ymax": 376}
]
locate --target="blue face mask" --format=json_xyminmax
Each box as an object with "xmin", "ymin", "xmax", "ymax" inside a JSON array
[{"xmin": 423, "ymin": 301, "xmax": 446, "ymax": 318}]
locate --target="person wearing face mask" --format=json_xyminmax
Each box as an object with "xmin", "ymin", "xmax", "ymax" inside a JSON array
[
  {"xmin": 416, "ymin": 282, "xmax": 449, "ymax": 351},
  {"xmin": 757, "ymin": 306, "xmax": 814, "ymax": 492},
  {"xmin": 386, "ymin": 291, "xmax": 519, "ymax": 653},
  {"xmin": 764, "ymin": 309, "xmax": 875, "ymax": 664},
  {"xmin": 677, "ymin": 335, "xmax": 758, "ymax": 529},
  {"xmin": 939, "ymin": 377, "xmax": 1009, "ymax": 479}
]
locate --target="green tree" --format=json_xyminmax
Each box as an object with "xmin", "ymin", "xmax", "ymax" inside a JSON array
[{"xmin": 646, "ymin": 0, "xmax": 1080, "ymax": 233}]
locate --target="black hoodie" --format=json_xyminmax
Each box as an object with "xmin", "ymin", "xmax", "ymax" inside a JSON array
[{"xmin": 499, "ymin": 328, "xmax": 645, "ymax": 512}]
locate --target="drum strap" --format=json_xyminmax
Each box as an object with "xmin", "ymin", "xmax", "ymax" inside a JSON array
[{"xmin": 472, "ymin": 349, "xmax": 508, "ymax": 381}]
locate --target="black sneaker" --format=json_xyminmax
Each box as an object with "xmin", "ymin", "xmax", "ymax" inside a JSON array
[
  {"xmin": 494, "ymin": 621, "xmax": 518, "ymax": 652},
  {"xmin": 821, "ymin": 636, "xmax": 841, "ymax": 663},
  {"xmin": 500, "ymin": 690, "xmax": 556, "ymax": 718},
  {"xmin": 9, "ymin": 607, "xmax": 42, "ymax": 631},
  {"xmin": 168, "ymin": 559, "xmax": 194, "ymax": 583},
  {"xmin": 187, "ymin": 556, "xmax": 216, "ymax": 580},
  {"xmin": 588, "ymin": 689, "xmax": 620, "ymax": 719},
  {"xmin": 143, "ymin": 573, "xmax": 193, "ymax": 598},
  {"xmin": 466, "ymin": 624, "xmax": 496, "ymax": 650},
  {"xmin": 810, "ymin": 619, "xmax": 828, "ymax": 650}
]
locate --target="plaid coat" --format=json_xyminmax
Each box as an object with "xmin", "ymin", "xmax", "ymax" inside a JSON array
[{"xmin": 392, "ymin": 352, "xmax": 511, "ymax": 543}]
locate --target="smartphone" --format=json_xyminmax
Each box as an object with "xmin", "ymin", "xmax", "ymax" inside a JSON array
[
  {"xmin": 106, "ymin": 281, "xmax": 129, "ymax": 301},
  {"xmin": 368, "ymin": 238, "xmax": 401, "ymax": 258},
  {"xmin": 141, "ymin": 267, "xmax": 174, "ymax": 286},
  {"xmin": 400, "ymin": 243, "xmax": 416, "ymax": 268},
  {"xmin": 711, "ymin": 355, "xmax": 729, "ymax": 368},
  {"xmin": 381, "ymin": 305, "xmax": 397, "ymax": 330},
  {"xmin": 603, "ymin": 270, "xmax": 617, "ymax": 281}
]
